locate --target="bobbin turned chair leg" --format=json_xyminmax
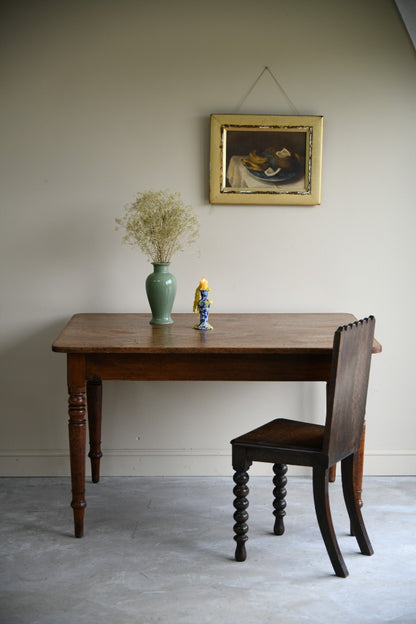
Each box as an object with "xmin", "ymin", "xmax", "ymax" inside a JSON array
[
  {"xmin": 273, "ymin": 463, "xmax": 287, "ymax": 535},
  {"xmin": 233, "ymin": 470, "xmax": 250, "ymax": 562}
]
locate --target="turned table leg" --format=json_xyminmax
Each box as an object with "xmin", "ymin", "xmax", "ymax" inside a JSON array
[
  {"xmin": 67, "ymin": 354, "xmax": 87, "ymax": 538},
  {"xmin": 328, "ymin": 428, "xmax": 366, "ymax": 508},
  {"xmin": 326, "ymin": 384, "xmax": 337, "ymax": 483},
  {"xmin": 347, "ymin": 421, "xmax": 366, "ymax": 536},
  {"xmin": 326, "ymin": 386, "xmax": 366, "ymax": 510},
  {"xmin": 355, "ymin": 421, "xmax": 366, "ymax": 510},
  {"xmin": 87, "ymin": 379, "xmax": 103, "ymax": 483}
]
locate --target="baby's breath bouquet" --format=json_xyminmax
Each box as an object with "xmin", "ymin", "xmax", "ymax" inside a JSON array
[{"xmin": 116, "ymin": 189, "xmax": 199, "ymax": 263}]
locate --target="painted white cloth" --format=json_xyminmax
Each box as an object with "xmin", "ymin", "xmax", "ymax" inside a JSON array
[{"xmin": 226, "ymin": 155, "xmax": 305, "ymax": 191}]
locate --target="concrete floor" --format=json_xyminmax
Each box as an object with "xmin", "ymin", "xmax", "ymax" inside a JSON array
[{"xmin": 1, "ymin": 476, "xmax": 415, "ymax": 624}]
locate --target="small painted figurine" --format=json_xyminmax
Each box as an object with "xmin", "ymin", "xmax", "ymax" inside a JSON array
[{"xmin": 193, "ymin": 277, "xmax": 213, "ymax": 330}]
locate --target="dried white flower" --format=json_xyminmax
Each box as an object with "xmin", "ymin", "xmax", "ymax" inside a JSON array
[{"xmin": 116, "ymin": 190, "xmax": 199, "ymax": 264}]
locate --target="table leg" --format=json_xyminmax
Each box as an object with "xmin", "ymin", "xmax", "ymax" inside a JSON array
[
  {"xmin": 327, "ymin": 390, "xmax": 366, "ymax": 503},
  {"xmin": 355, "ymin": 421, "xmax": 366, "ymax": 511},
  {"xmin": 87, "ymin": 379, "xmax": 103, "ymax": 484},
  {"xmin": 67, "ymin": 354, "xmax": 87, "ymax": 538},
  {"xmin": 328, "ymin": 437, "xmax": 366, "ymax": 507},
  {"xmin": 327, "ymin": 384, "xmax": 337, "ymax": 483},
  {"xmin": 347, "ymin": 421, "xmax": 366, "ymax": 536}
]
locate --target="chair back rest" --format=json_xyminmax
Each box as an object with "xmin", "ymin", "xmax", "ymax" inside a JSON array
[{"xmin": 323, "ymin": 316, "xmax": 375, "ymax": 466}]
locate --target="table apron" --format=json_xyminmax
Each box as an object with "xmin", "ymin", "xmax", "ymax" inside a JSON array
[{"xmin": 84, "ymin": 353, "xmax": 332, "ymax": 382}]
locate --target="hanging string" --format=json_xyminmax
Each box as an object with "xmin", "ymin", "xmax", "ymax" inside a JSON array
[{"xmin": 235, "ymin": 66, "xmax": 299, "ymax": 114}]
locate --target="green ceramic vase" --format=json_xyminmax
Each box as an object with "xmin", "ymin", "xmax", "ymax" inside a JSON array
[{"xmin": 145, "ymin": 262, "xmax": 177, "ymax": 325}]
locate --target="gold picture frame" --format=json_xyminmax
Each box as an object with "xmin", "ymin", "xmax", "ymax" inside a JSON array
[{"xmin": 209, "ymin": 114, "xmax": 323, "ymax": 205}]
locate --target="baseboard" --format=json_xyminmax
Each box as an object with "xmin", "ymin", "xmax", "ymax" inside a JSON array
[
  {"xmin": 0, "ymin": 448, "xmax": 415, "ymax": 477},
  {"xmin": 362, "ymin": 450, "xmax": 416, "ymax": 476}
]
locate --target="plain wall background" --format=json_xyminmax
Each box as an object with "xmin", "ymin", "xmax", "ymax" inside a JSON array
[{"xmin": 1, "ymin": 0, "xmax": 415, "ymax": 477}]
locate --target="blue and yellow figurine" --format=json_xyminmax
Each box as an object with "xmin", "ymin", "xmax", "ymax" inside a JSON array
[{"xmin": 193, "ymin": 277, "xmax": 213, "ymax": 330}]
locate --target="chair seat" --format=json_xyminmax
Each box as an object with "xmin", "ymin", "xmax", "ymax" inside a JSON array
[{"xmin": 232, "ymin": 418, "xmax": 325, "ymax": 453}]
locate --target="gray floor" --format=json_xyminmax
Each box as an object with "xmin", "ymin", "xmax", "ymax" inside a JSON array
[{"xmin": 1, "ymin": 476, "xmax": 415, "ymax": 624}]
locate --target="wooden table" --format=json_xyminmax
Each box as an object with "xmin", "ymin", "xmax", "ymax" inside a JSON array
[{"xmin": 52, "ymin": 313, "xmax": 381, "ymax": 538}]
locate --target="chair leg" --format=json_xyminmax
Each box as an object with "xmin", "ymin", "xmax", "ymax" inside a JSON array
[
  {"xmin": 233, "ymin": 470, "xmax": 249, "ymax": 561},
  {"xmin": 273, "ymin": 463, "xmax": 287, "ymax": 535},
  {"xmin": 312, "ymin": 466, "xmax": 349, "ymax": 578},
  {"xmin": 341, "ymin": 454, "xmax": 374, "ymax": 556}
]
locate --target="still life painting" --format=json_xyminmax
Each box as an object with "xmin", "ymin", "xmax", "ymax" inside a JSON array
[{"xmin": 209, "ymin": 114, "xmax": 323, "ymax": 205}]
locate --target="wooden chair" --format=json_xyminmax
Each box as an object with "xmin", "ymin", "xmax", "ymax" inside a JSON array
[{"xmin": 231, "ymin": 316, "xmax": 375, "ymax": 577}]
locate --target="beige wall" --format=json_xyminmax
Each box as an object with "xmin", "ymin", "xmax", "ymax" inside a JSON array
[{"xmin": 1, "ymin": 0, "xmax": 415, "ymax": 477}]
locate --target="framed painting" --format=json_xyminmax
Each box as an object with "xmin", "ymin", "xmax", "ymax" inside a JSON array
[{"xmin": 209, "ymin": 114, "xmax": 323, "ymax": 205}]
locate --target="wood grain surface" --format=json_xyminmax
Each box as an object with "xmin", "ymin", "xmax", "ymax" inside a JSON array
[{"xmin": 52, "ymin": 313, "xmax": 381, "ymax": 354}]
